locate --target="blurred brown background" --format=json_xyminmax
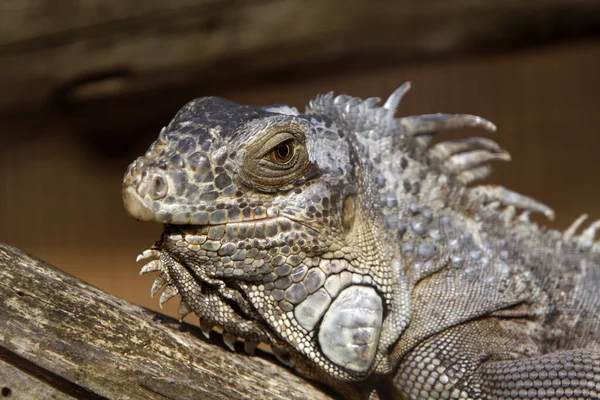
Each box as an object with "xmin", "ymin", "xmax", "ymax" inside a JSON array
[{"xmin": 1, "ymin": 1, "xmax": 599, "ymax": 321}]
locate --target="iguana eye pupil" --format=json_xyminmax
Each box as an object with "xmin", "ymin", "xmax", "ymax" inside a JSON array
[{"xmin": 270, "ymin": 141, "xmax": 294, "ymax": 164}]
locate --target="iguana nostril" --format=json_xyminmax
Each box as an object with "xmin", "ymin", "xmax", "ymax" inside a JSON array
[{"xmin": 149, "ymin": 175, "xmax": 168, "ymax": 199}]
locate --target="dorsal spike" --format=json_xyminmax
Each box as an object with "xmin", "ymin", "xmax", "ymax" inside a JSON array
[
  {"xmin": 519, "ymin": 211, "xmax": 531, "ymax": 223},
  {"xmin": 429, "ymin": 137, "xmax": 504, "ymax": 161},
  {"xmin": 501, "ymin": 205, "xmax": 517, "ymax": 224},
  {"xmin": 564, "ymin": 214, "xmax": 588, "ymax": 240},
  {"xmin": 334, "ymin": 94, "xmax": 350, "ymax": 105},
  {"xmin": 414, "ymin": 134, "xmax": 436, "ymax": 148},
  {"xmin": 346, "ymin": 97, "xmax": 360, "ymax": 108},
  {"xmin": 343, "ymin": 102, "xmax": 353, "ymax": 114},
  {"xmin": 400, "ymin": 113, "xmax": 497, "ymax": 138},
  {"xmin": 471, "ymin": 185, "xmax": 555, "ymax": 221},
  {"xmin": 383, "ymin": 82, "xmax": 411, "ymax": 113},
  {"xmin": 486, "ymin": 201, "xmax": 502, "ymax": 212},
  {"xmin": 361, "ymin": 97, "xmax": 380, "ymax": 109},
  {"xmin": 158, "ymin": 126, "xmax": 167, "ymax": 140},
  {"xmin": 444, "ymin": 150, "xmax": 511, "ymax": 173},
  {"xmin": 457, "ymin": 165, "xmax": 492, "ymax": 186},
  {"xmin": 582, "ymin": 219, "xmax": 600, "ymax": 241}
]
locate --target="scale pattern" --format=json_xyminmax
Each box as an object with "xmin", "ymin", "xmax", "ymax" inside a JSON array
[{"xmin": 123, "ymin": 85, "xmax": 600, "ymax": 399}]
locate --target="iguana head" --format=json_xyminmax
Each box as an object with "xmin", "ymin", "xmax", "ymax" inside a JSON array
[{"xmin": 122, "ymin": 86, "xmax": 501, "ymax": 383}]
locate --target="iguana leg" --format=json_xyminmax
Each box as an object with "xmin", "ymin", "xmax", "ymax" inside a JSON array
[
  {"xmin": 478, "ymin": 349, "xmax": 600, "ymax": 399},
  {"xmin": 393, "ymin": 318, "xmax": 600, "ymax": 399}
]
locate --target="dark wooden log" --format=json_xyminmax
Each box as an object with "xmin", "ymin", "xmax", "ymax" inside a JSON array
[
  {"xmin": 2, "ymin": 0, "xmax": 600, "ymax": 119},
  {"xmin": 0, "ymin": 242, "xmax": 333, "ymax": 400}
]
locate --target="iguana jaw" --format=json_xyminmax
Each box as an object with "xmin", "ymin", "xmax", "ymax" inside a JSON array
[
  {"xmin": 135, "ymin": 224, "xmax": 346, "ymax": 371},
  {"xmin": 135, "ymin": 232, "xmax": 273, "ymax": 347},
  {"xmin": 134, "ymin": 212, "xmax": 390, "ymax": 381},
  {"xmin": 122, "ymin": 185, "xmax": 155, "ymax": 221}
]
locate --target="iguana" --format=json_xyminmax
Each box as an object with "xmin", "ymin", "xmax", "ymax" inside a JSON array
[{"xmin": 122, "ymin": 83, "xmax": 600, "ymax": 399}]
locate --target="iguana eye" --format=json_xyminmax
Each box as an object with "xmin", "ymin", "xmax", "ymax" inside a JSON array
[
  {"xmin": 239, "ymin": 124, "xmax": 313, "ymax": 192},
  {"xmin": 269, "ymin": 140, "xmax": 295, "ymax": 164}
]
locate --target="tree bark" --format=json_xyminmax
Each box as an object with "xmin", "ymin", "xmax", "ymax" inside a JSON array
[{"xmin": 0, "ymin": 242, "xmax": 333, "ymax": 400}]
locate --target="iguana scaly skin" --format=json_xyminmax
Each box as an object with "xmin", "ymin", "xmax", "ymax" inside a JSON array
[{"xmin": 122, "ymin": 83, "xmax": 600, "ymax": 399}]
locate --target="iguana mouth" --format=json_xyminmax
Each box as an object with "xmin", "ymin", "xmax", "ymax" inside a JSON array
[
  {"xmin": 161, "ymin": 214, "xmax": 283, "ymax": 231},
  {"xmin": 122, "ymin": 185, "xmax": 155, "ymax": 222}
]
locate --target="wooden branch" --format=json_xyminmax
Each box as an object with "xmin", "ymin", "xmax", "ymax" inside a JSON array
[
  {"xmin": 0, "ymin": 242, "xmax": 333, "ymax": 400},
  {"xmin": 2, "ymin": 0, "xmax": 600, "ymax": 118}
]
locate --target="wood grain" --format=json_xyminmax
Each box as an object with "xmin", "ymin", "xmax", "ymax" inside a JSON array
[{"xmin": 0, "ymin": 242, "xmax": 333, "ymax": 400}]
